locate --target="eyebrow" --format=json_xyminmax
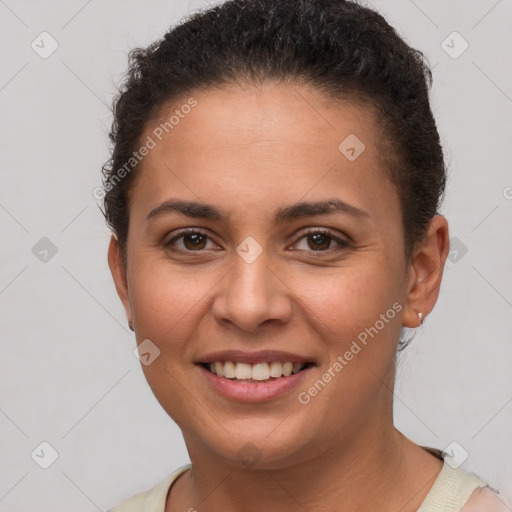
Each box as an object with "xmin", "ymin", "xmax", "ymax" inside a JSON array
[{"xmin": 146, "ymin": 198, "xmax": 369, "ymax": 224}]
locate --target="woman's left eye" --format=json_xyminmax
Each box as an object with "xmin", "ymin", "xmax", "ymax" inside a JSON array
[
  {"xmin": 163, "ymin": 228, "xmax": 349, "ymax": 254},
  {"xmin": 293, "ymin": 229, "xmax": 349, "ymax": 252}
]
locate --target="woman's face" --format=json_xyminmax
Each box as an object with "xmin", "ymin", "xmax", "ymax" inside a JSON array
[{"xmin": 110, "ymin": 82, "xmax": 428, "ymax": 468}]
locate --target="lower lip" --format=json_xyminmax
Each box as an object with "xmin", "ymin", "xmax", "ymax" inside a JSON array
[{"xmin": 197, "ymin": 364, "xmax": 314, "ymax": 402}]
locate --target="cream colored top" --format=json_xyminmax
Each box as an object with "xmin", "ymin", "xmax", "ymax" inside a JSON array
[{"xmin": 107, "ymin": 451, "xmax": 509, "ymax": 512}]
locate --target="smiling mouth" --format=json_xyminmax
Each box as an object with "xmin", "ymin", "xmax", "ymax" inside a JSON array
[{"xmin": 198, "ymin": 361, "xmax": 315, "ymax": 382}]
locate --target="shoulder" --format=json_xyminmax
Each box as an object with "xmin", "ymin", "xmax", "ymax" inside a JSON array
[
  {"xmin": 106, "ymin": 464, "xmax": 192, "ymax": 512},
  {"xmin": 461, "ymin": 486, "xmax": 511, "ymax": 512},
  {"xmin": 418, "ymin": 446, "xmax": 510, "ymax": 512}
]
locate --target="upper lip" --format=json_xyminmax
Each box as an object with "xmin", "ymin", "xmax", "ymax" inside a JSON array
[{"xmin": 196, "ymin": 350, "xmax": 316, "ymax": 365}]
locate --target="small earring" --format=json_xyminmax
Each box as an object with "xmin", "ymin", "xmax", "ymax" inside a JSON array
[{"xmin": 417, "ymin": 312, "xmax": 424, "ymax": 326}]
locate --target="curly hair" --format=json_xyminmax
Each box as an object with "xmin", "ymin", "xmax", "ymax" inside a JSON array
[{"xmin": 101, "ymin": 0, "xmax": 446, "ymax": 271}]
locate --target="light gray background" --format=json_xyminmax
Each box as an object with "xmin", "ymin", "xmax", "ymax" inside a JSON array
[{"xmin": 1, "ymin": 0, "xmax": 511, "ymax": 510}]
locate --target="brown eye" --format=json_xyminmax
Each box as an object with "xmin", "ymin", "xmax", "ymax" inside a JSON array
[
  {"xmin": 293, "ymin": 229, "xmax": 349, "ymax": 253},
  {"xmin": 182, "ymin": 232, "xmax": 207, "ymax": 250},
  {"xmin": 164, "ymin": 229, "xmax": 214, "ymax": 251},
  {"xmin": 307, "ymin": 232, "xmax": 331, "ymax": 251}
]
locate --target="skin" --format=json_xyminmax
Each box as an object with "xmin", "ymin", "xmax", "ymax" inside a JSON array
[{"xmin": 108, "ymin": 81, "xmax": 450, "ymax": 512}]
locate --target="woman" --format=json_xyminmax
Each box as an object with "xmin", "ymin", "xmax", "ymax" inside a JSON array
[{"xmin": 102, "ymin": 0, "xmax": 508, "ymax": 510}]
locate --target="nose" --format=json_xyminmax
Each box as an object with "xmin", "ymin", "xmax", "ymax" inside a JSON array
[{"xmin": 211, "ymin": 249, "xmax": 293, "ymax": 332}]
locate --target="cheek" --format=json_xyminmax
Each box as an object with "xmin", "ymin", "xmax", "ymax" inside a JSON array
[
  {"xmin": 293, "ymin": 266, "xmax": 402, "ymax": 418},
  {"xmin": 128, "ymin": 261, "xmax": 207, "ymax": 424},
  {"xmin": 291, "ymin": 258, "xmax": 404, "ymax": 401},
  {"xmin": 128, "ymin": 257, "xmax": 207, "ymax": 355},
  {"xmin": 294, "ymin": 257, "xmax": 403, "ymax": 338}
]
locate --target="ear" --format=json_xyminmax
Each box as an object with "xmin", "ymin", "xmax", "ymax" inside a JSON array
[
  {"xmin": 107, "ymin": 235, "xmax": 133, "ymax": 330},
  {"xmin": 403, "ymin": 215, "xmax": 450, "ymax": 328}
]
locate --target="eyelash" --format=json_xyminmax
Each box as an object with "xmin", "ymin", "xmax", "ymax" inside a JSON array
[{"xmin": 163, "ymin": 228, "xmax": 350, "ymax": 255}]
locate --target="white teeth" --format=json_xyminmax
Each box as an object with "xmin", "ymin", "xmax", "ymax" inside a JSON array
[
  {"xmin": 214, "ymin": 361, "xmax": 224, "ymax": 377},
  {"xmin": 223, "ymin": 361, "xmax": 236, "ymax": 378},
  {"xmin": 205, "ymin": 360, "xmax": 307, "ymax": 380},
  {"xmin": 269, "ymin": 361, "xmax": 283, "ymax": 377},
  {"xmin": 235, "ymin": 362, "xmax": 252, "ymax": 379},
  {"xmin": 251, "ymin": 362, "xmax": 270, "ymax": 381},
  {"xmin": 282, "ymin": 362, "xmax": 293, "ymax": 376}
]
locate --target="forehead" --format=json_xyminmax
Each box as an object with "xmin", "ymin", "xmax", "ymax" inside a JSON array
[
  {"xmin": 131, "ymin": 82, "xmax": 397, "ymax": 221},
  {"xmin": 147, "ymin": 82, "xmax": 380, "ymax": 160}
]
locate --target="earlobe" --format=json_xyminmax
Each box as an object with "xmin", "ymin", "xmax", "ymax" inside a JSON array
[
  {"xmin": 402, "ymin": 215, "xmax": 450, "ymax": 328},
  {"xmin": 107, "ymin": 235, "xmax": 133, "ymax": 329}
]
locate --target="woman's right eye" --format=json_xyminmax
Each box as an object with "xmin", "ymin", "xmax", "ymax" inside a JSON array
[{"xmin": 164, "ymin": 229, "xmax": 217, "ymax": 252}]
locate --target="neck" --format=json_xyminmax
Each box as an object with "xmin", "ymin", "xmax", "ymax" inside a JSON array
[{"xmin": 168, "ymin": 424, "xmax": 443, "ymax": 512}]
